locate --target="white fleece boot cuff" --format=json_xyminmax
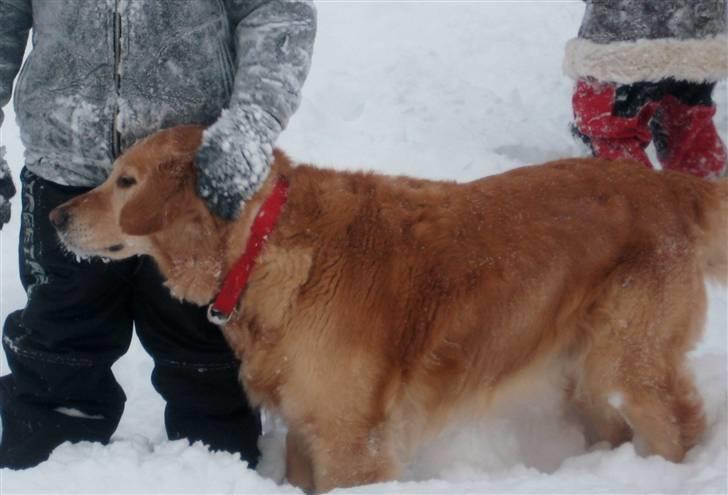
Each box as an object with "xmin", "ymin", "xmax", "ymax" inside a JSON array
[{"xmin": 563, "ymin": 35, "xmax": 728, "ymax": 84}]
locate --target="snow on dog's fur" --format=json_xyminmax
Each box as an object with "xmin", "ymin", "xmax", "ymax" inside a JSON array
[{"xmin": 52, "ymin": 126, "xmax": 728, "ymax": 493}]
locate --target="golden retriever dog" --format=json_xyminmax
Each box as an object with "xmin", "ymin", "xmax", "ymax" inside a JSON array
[{"xmin": 51, "ymin": 125, "xmax": 727, "ymax": 493}]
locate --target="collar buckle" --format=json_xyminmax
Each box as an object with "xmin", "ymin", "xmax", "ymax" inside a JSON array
[{"xmin": 207, "ymin": 304, "xmax": 232, "ymax": 326}]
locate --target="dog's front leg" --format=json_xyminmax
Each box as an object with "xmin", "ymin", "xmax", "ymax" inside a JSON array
[
  {"xmin": 286, "ymin": 430, "xmax": 314, "ymax": 493},
  {"xmin": 308, "ymin": 421, "xmax": 400, "ymax": 493}
]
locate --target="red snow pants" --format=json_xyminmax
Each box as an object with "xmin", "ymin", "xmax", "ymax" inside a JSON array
[{"xmin": 572, "ymin": 78, "xmax": 727, "ymax": 178}]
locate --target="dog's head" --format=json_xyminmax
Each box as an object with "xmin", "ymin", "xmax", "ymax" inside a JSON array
[{"xmin": 50, "ymin": 125, "xmax": 209, "ymax": 260}]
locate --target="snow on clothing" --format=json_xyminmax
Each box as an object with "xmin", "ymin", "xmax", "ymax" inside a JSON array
[
  {"xmin": 0, "ymin": 0, "xmax": 316, "ymax": 469},
  {"xmin": 0, "ymin": 146, "xmax": 13, "ymax": 228},
  {"xmin": 197, "ymin": 107, "xmax": 281, "ymax": 219},
  {"xmin": 0, "ymin": 0, "xmax": 316, "ymax": 218},
  {"xmin": 564, "ymin": 0, "xmax": 728, "ymax": 178},
  {"xmin": 564, "ymin": 0, "xmax": 728, "ymax": 85}
]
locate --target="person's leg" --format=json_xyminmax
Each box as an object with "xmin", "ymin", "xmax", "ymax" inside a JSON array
[
  {"xmin": 571, "ymin": 78, "xmax": 663, "ymax": 168},
  {"xmin": 651, "ymin": 80, "xmax": 727, "ymax": 178},
  {"xmin": 0, "ymin": 169, "xmax": 135, "ymax": 469},
  {"xmin": 132, "ymin": 258, "xmax": 261, "ymax": 466}
]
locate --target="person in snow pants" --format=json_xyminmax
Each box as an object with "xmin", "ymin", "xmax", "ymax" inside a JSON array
[
  {"xmin": 564, "ymin": 0, "xmax": 728, "ymax": 177},
  {"xmin": 0, "ymin": 0, "xmax": 316, "ymax": 470}
]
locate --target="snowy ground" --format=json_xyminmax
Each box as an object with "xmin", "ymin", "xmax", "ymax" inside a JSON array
[{"xmin": 1, "ymin": 2, "xmax": 727, "ymax": 493}]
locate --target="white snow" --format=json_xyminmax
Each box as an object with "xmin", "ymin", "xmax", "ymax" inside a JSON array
[
  {"xmin": 53, "ymin": 408, "xmax": 106, "ymax": 421},
  {"xmin": 1, "ymin": 2, "xmax": 727, "ymax": 494},
  {"xmin": 0, "ymin": 146, "xmax": 7, "ymax": 178},
  {"xmin": 607, "ymin": 391, "xmax": 624, "ymax": 409}
]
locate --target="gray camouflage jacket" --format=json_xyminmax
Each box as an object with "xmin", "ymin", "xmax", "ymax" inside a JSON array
[
  {"xmin": 0, "ymin": 0, "xmax": 316, "ymax": 187},
  {"xmin": 564, "ymin": 0, "xmax": 728, "ymax": 84}
]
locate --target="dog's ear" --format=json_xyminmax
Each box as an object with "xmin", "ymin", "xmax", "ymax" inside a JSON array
[{"xmin": 119, "ymin": 157, "xmax": 195, "ymax": 236}]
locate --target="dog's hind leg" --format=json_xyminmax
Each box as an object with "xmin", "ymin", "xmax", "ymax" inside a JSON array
[
  {"xmin": 618, "ymin": 364, "xmax": 706, "ymax": 462},
  {"xmin": 575, "ymin": 260, "xmax": 707, "ymax": 462},
  {"xmin": 615, "ymin": 276, "xmax": 707, "ymax": 462},
  {"xmin": 572, "ymin": 356, "xmax": 705, "ymax": 461},
  {"xmin": 566, "ymin": 375, "xmax": 632, "ymax": 448}
]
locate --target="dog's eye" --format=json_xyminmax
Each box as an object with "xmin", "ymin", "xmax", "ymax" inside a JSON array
[{"xmin": 117, "ymin": 176, "xmax": 137, "ymax": 189}]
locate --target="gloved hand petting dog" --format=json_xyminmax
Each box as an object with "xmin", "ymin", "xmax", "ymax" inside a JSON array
[{"xmin": 195, "ymin": 108, "xmax": 281, "ymax": 220}]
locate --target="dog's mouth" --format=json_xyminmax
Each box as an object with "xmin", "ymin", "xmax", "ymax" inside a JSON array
[{"xmin": 56, "ymin": 231, "xmax": 127, "ymax": 260}]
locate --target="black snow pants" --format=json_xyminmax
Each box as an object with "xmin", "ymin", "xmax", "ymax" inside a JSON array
[{"xmin": 0, "ymin": 169, "xmax": 260, "ymax": 469}]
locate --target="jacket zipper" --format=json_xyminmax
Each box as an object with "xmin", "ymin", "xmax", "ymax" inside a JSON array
[{"xmin": 112, "ymin": 0, "xmax": 122, "ymax": 158}]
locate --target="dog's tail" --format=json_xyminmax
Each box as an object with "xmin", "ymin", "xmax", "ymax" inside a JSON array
[{"xmin": 702, "ymin": 177, "xmax": 728, "ymax": 284}]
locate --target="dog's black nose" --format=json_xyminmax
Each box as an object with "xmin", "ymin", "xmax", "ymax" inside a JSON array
[{"xmin": 49, "ymin": 207, "xmax": 71, "ymax": 231}]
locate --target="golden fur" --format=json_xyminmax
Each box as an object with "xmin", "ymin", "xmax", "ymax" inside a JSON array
[{"xmin": 52, "ymin": 126, "xmax": 728, "ymax": 493}]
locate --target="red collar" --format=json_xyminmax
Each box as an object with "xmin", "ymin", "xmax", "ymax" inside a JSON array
[{"xmin": 207, "ymin": 176, "xmax": 289, "ymax": 325}]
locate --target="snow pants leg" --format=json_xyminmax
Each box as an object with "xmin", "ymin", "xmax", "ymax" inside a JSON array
[
  {"xmin": 571, "ymin": 78, "xmax": 661, "ymax": 168},
  {"xmin": 0, "ymin": 169, "xmax": 132, "ymax": 469},
  {"xmin": 0, "ymin": 169, "xmax": 260, "ymax": 469},
  {"xmin": 572, "ymin": 78, "xmax": 727, "ymax": 178},
  {"xmin": 651, "ymin": 80, "xmax": 727, "ymax": 178},
  {"xmin": 132, "ymin": 264, "xmax": 261, "ymax": 464}
]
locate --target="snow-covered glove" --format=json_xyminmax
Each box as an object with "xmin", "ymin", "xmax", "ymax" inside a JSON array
[
  {"xmin": 0, "ymin": 146, "xmax": 16, "ymax": 230},
  {"xmin": 195, "ymin": 108, "xmax": 282, "ymax": 220}
]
